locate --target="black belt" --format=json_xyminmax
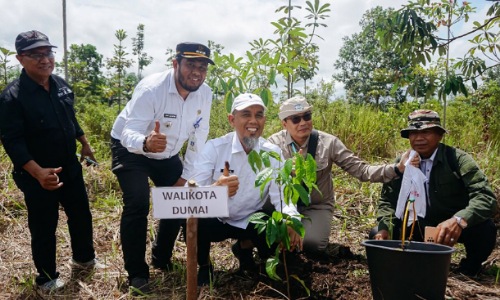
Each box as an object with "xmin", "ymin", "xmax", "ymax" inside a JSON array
[{"xmin": 111, "ymin": 137, "xmax": 179, "ymax": 160}]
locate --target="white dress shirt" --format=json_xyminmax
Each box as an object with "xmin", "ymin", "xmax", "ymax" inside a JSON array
[
  {"xmin": 191, "ymin": 132, "xmax": 299, "ymax": 229},
  {"xmin": 111, "ymin": 69, "xmax": 212, "ymax": 180},
  {"xmin": 420, "ymin": 148, "xmax": 437, "ymax": 206}
]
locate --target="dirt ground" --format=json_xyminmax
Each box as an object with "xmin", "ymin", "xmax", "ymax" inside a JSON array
[
  {"xmin": 1, "ymin": 206, "xmax": 499, "ymax": 299},
  {"xmin": 192, "ymin": 220, "xmax": 500, "ymax": 300},
  {"xmin": 0, "ymin": 172, "xmax": 499, "ymax": 299}
]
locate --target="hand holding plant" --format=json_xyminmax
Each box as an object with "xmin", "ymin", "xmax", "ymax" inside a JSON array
[{"xmin": 248, "ymin": 149, "xmax": 319, "ymax": 298}]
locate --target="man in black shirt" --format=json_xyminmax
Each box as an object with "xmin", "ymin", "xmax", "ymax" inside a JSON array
[{"xmin": 0, "ymin": 30, "xmax": 103, "ymax": 292}]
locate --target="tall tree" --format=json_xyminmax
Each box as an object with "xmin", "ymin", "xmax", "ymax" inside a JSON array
[
  {"xmin": 297, "ymin": 43, "xmax": 319, "ymax": 97},
  {"xmin": 164, "ymin": 47, "xmax": 174, "ymax": 69},
  {"xmin": 61, "ymin": 44, "xmax": 104, "ymax": 97},
  {"xmin": 208, "ymin": 0, "xmax": 330, "ymax": 110},
  {"xmin": 334, "ymin": 6, "xmax": 406, "ymax": 105},
  {"xmin": 0, "ymin": 47, "xmax": 17, "ymax": 90},
  {"xmin": 304, "ymin": 77, "xmax": 335, "ymax": 103},
  {"xmin": 204, "ymin": 40, "xmax": 225, "ymax": 100},
  {"xmin": 274, "ymin": 0, "xmax": 330, "ymax": 98},
  {"xmin": 132, "ymin": 24, "xmax": 153, "ymax": 80},
  {"xmin": 106, "ymin": 29, "xmax": 133, "ymax": 111},
  {"xmin": 378, "ymin": 0, "xmax": 500, "ymax": 127}
]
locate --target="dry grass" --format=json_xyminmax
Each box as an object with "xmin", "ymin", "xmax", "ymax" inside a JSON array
[{"xmin": 0, "ymin": 161, "xmax": 499, "ymax": 299}]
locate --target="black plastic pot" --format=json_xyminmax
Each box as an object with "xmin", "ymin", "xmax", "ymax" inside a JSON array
[{"xmin": 362, "ymin": 240, "xmax": 455, "ymax": 300}]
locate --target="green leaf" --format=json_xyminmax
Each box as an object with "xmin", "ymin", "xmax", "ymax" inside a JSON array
[
  {"xmin": 279, "ymin": 167, "xmax": 291, "ymax": 186},
  {"xmin": 259, "ymin": 177, "xmax": 271, "ymax": 199},
  {"xmin": 444, "ymin": 80, "xmax": 451, "ymax": 94},
  {"xmin": 266, "ymin": 217, "xmax": 278, "ymax": 246},
  {"xmin": 249, "ymin": 211, "xmax": 268, "ymax": 221},
  {"xmin": 305, "ymin": 154, "xmax": 317, "ymax": 183},
  {"xmin": 459, "ymin": 81, "xmax": 468, "ymax": 97},
  {"xmin": 283, "ymin": 185, "xmax": 293, "ymax": 205},
  {"xmin": 248, "ymin": 149, "xmax": 262, "ymax": 173},
  {"xmin": 289, "ymin": 216, "xmax": 305, "ymax": 238},
  {"xmin": 471, "ymin": 77, "xmax": 477, "ymax": 90},
  {"xmin": 272, "ymin": 210, "xmax": 283, "ymax": 222},
  {"xmin": 293, "ymin": 183, "xmax": 310, "ymax": 206},
  {"xmin": 283, "ymin": 158, "xmax": 293, "ymax": 176},
  {"xmin": 228, "ymin": 78, "xmax": 236, "ymax": 90},
  {"xmin": 220, "ymin": 79, "xmax": 228, "ymax": 92},
  {"xmin": 279, "ymin": 219, "xmax": 290, "ymax": 249},
  {"xmin": 255, "ymin": 168, "xmax": 273, "ymax": 187},
  {"xmin": 265, "ymin": 256, "xmax": 281, "ymax": 281},
  {"xmin": 425, "ymin": 52, "xmax": 431, "ymax": 63},
  {"xmin": 237, "ymin": 78, "xmax": 244, "ymax": 93},
  {"xmin": 291, "ymin": 275, "xmax": 311, "ymax": 295},
  {"xmin": 260, "ymin": 88, "xmax": 272, "ymax": 107},
  {"xmin": 450, "ymin": 78, "xmax": 459, "ymax": 95},
  {"xmin": 224, "ymin": 93, "xmax": 234, "ymax": 114},
  {"xmin": 267, "ymin": 150, "xmax": 282, "ymax": 162},
  {"xmin": 261, "ymin": 150, "xmax": 271, "ymax": 168},
  {"xmin": 294, "ymin": 153, "xmax": 305, "ymax": 181}
]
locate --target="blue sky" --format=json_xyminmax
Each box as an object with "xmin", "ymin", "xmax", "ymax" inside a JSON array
[{"xmin": 0, "ymin": 0, "xmax": 492, "ymax": 96}]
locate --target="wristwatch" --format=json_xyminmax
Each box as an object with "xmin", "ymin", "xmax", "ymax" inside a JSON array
[
  {"xmin": 394, "ymin": 164, "xmax": 403, "ymax": 177},
  {"xmin": 142, "ymin": 135, "xmax": 150, "ymax": 153},
  {"xmin": 454, "ymin": 216, "xmax": 467, "ymax": 229}
]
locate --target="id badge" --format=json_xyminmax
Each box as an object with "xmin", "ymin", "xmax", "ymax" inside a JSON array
[{"xmin": 187, "ymin": 131, "xmax": 197, "ymax": 152}]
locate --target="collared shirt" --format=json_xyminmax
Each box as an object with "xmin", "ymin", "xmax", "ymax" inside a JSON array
[
  {"xmin": 191, "ymin": 132, "xmax": 299, "ymax": 229},
  {"xmin": 420, "ymin": 149, "xmax": 437, "ymax": 179},
  {"xmin": 268, "ymin": 129, "xmax": 398, "ymax": 210},
  {"xmin": 111, "ymin": 69, "xmax": 212, "ymax": 180},
  {"xmin": 420, "ymin": 149, "xmax": 437, "ymax": 205},
  {"xmin": 0, "ymin": 69, "xmax": 83, "ymax": 170}
]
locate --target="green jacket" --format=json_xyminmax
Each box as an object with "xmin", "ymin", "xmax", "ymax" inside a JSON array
[{"xmin": 377, "ymin": 143, "xmax": 496, "ymax": 231}]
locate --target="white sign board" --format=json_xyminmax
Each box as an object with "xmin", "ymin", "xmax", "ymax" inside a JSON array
[{"xmin": 151, "ymin": 186, "xmax": 229, "ymax": 219}]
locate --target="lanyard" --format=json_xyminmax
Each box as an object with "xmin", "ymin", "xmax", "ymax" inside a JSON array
[
  {"xmin": 290, "ymin": 142, "xmax": 299, "ymax": 154},
  {"xmin": 193, "ymin": 117, "xmax": 202, "ymax": 130}
]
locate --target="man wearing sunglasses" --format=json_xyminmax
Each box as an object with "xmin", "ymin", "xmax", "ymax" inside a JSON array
[
  {"xmin": 268, "ymin": 96, "xmax": 414, "ymax": 258},
  {"xmin": 0, "ymin": 30, "xmax": 103, "ymax": 292}
]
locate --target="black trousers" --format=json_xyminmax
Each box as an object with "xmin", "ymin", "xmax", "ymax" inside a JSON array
[
  {"xmin": 197, "ymin": 216, "xmax": 272, "ymax": 267},
  {"xmin": 111, "ymin": 138, "xmax": 184, "ymax": 280},
  {"xmin": 13, "ymin": 163, "xmax": 95, "ymax": 285},
  {"xmin": 370, "ymin": 218, "xmax": 497, "ymax": 269}
]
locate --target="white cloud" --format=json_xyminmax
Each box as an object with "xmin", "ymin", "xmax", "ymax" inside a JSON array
[{"xmin": 0, "ymin": 0, "xmax": 492, "ymax": 96}]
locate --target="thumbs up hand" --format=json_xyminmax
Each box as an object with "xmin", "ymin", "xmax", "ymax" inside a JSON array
[
  {"xmin": 215, "ymin": 161, "xmax": 239, "ymax": 197},
  {"xmin": 144, "ymin": 120, "xmax": 167, "ymax": 153},
  {"xmin": 153, "ymin": 120, "xmax": 161, "ymax": 134},
  {"xmin": 223, "ymin": 161, "xmax": 230, "ymax": 176}
]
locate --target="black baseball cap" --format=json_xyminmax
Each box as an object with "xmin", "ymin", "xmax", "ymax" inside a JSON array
[
  {"xmin": 176, "ymin": 42, "xmax": 214, "ymax": 65},
  {"xmin": 15, "ymin": 30, "xmax": 57, "ymax": 54}
]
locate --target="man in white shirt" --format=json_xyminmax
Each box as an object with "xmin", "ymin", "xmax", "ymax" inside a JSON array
[
  {"xmin": 191, "ymin": 93, "xmax": 302, "ymax": 286},
  {"xmin": 110, "ymin": 42, "xmax": 214, "ymax": 293}
]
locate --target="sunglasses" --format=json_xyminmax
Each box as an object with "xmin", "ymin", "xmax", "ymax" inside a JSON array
[
  {"xmin": 21, "ymin": 51, "xmax": 55, "ymax": 61},
  {"xmin": 287, "ymin": 112, "xmax": 312, "ymax": 124}
]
